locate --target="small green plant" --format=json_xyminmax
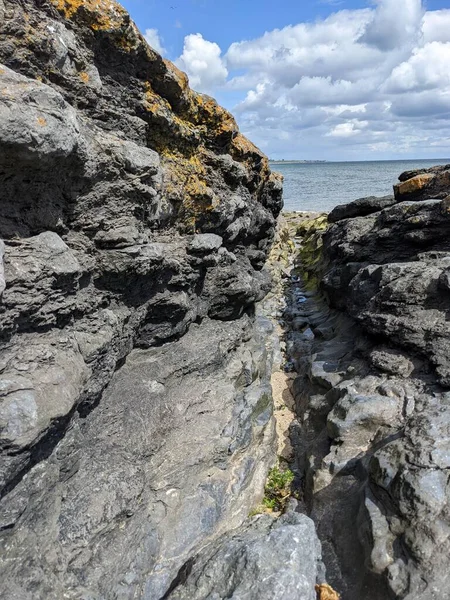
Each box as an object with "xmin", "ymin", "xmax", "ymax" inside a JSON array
[
  {"xmin": 264, "ymin": 465, "xmax": 294, "ymax": 510},
  {"xmin": 249, "ymin": 464, "xmax": 295, "ymax": 516}
]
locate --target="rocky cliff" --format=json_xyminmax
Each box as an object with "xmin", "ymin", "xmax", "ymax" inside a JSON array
[
  {"xmin": 280, "ymin": 165, "xmax": 450, "ymax": 600},
  {"xmin": 0, "ymin": 2, "xmax": 318, "ymax": 599}
]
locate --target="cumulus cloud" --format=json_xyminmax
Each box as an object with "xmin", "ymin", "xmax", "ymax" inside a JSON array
[
  {"xmin": 384, "ymin": 42, "xmax": 450, "ymax": 93},
  {"xmin": 144, "ymin": 28, "xmax": 166, "ymax": 56},
  {"xmin": 176, "ymin": 33, "xmax": 228, "ymax": 93},
  {"xmin": 172, "ymin": 0, "xmax": 450, "ymax": 158},
  {"xmin": 358, "ymin": 0, "xmax": 423, "ymax": 51}
]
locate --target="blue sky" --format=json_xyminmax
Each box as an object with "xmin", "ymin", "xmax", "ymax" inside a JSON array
[{"xmin": 121, "ymin": 0, "xmax": 450, "ymax": 161}]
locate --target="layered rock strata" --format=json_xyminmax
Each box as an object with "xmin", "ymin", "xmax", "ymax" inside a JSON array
[
  {"xmin": 0, "ymin": 2, "xmax": 326, "ymax": 599},
  {"xmin": 282, "ymin": 164, "xmax": 450, "ymax": 600}
]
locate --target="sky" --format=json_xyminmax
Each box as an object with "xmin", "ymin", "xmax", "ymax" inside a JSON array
[{"xmin": 121, "ymin": 0, "xmax": 450, "ymax": 161}]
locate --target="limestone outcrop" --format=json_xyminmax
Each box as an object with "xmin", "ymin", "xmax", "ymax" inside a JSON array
[
  {"xmin": 0, "ymin": 2, "xmax": 325, "ymax": 599},
  {"xmin": 283, "ymin": 165, "xmax": 450, "ymax": 600}
]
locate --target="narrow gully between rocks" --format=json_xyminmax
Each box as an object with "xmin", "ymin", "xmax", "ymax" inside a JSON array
[{"xmin": 261, "ymin": 213, "xmax": 392, "ymax": 600}]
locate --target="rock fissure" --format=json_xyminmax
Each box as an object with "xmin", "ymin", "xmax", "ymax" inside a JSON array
[{"xmin": 266, "ymin": 185, "xmax": 450, "ymax": 600}]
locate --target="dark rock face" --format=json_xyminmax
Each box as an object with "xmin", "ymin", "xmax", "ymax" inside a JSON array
[
  {"xmin": 0, "ymin": 1, "xmax": 288, "ymax": 598},
  {"xmin": 328, "ymin": 195, "xmax": 396, "ymax": 223},
  {"xmin": 289, "ymin": 176, "xmax": 450, "ymax": 599}
]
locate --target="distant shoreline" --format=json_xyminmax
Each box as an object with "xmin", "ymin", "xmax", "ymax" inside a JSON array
[
  {"xmin": 270, "ymin": 158, "xmax": 450, "ymax": 165},
  {"xmin": 269, "ymin": 160, "xmax": 327, "ymax": 164}
]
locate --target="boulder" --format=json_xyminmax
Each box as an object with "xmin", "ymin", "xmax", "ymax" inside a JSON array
[{"xmin": 328, "ymin": 195, "xmax": 396, "ymax": 223}]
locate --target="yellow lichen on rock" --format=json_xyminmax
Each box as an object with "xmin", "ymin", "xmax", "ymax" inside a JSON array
[
  {"xmin": 186, "ymin": 91, "xmax": 237, "ymax": 136},
  {"xmin": 315, "ymin": 583, "xmax": 341, "ymax": 600},
  {"xmin": 163, "ymin": 60, "xmax": 190, "ymax": 95},
  {"xmin": 49, "ymin": 0, "xmax": 127, "ymax": 31},
  {"xmin": 161, "ymin": 149, "xmax": 219, "ymax": 230},
  {"xmin": 395, "ymin": 173, "xmax": 435, "ymax": 196}
]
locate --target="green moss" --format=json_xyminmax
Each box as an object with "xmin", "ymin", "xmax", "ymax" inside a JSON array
[
  {"xmin": 250, "ymin": 464, "xmax": 294, "ymax": 516},
  {"xmin": 296, "ymin": 214, "xmax": 328, "ymax": 291}
]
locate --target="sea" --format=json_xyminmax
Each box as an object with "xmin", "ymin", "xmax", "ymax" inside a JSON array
[{"xmin": 272, "ymin": 159, "xmax": 450, "ymax": 213}]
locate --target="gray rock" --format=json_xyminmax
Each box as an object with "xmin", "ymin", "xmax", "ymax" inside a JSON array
[
  {"xmin": 0, "ymin": 318, "xmax": 277, "ymax": 600},
  {"xmin": 189, "ymin": 233, "xmax": 223, "ymax": 253},
  {"xmin": 167, "ymin": 513, "xmax": 324, "ymax": 600},
  {"xmin": 0, "ymin": 65, "xmax": 80, "ymax": 160},
  {"xmin": 290, "ymin": 174, "xmax": 450, "ymax": 599},
  {"xmin": 0, "ymin": 239, "xmax": 5, "ymax": 296},
  {"xmin": 0, "ymin": 2, "xmax": 285, "ymax": 599}
]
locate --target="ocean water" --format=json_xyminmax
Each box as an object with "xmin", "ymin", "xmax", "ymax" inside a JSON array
[{"xmin": 272, "ymin": 159, "xmax": 450, "ymax": 213}]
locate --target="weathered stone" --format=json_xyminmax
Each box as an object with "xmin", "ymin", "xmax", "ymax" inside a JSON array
[
  {"xmin": 188, "ymin": 233, "xmax": 223, "ymax": 253},
  {"xmin": 0, "ymin": 239, "xmax": 5, "ymax": 296},
  {"xmin": 0, "ymin": 1, "xmax": 283, "ymax": 598},
  {"xmin": 167, "ymin": 512, "xmax": 324, "ymax": 600},
  {"xmin": 395, "ymin": 164, "xmax": 450, "ymax": 201},
  {"xmin": 0, "ymin": 66, "xmax": 80, "ymax": 160},
  {"xmin": 328, "ymin": 195, "xmax": 396, "ymax": 223},
  {"xmin": 394, "ymin": 174, "xmax": 435, "ymax": 196}
]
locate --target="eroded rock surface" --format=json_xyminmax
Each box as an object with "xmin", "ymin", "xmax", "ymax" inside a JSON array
[
  {"xmin": 0, "ymin": 1, "xmax": 292, "ymax": 598},
  {"xmin": 167, "ymin": 512, "xmax": 324, "ymax": 600},
  {"xmin": 283, "ymin": 170, "xmax": 450, "ymax": 600}
]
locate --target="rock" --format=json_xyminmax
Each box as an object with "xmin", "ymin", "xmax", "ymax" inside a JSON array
[
  {"xmin": 0, "ymin": 1, "xmax": 283, "ymax": 598},
  {"xmin": 288, "ymin": 168, "xmax": 450, "ymax": 600},
  {"xmin": 0, "ymin": 239, "xmax": 5, "ymax": 296},
  {"xmin": 369, "ymin": 347, "xmax": 415, "ymax": 377},
  {"xmin": 0, "ymin": 318, "xmax": 278, "ymax": 599},
  {"xmin": 328, "ymin": 195, "xmax": 396, "ymax": 223},
  {"xmin": 188, "ymin": 233, "xmax": 223, "ymax": 253},
  {"xmin": 395, "ymin": 164, "xmax": 450, "ymax": 202},
  {"xmin": 0, "ymin": 66, "xmax": 80, "ymax": 160},
  {"xmin": 394, "ymin": 174, "xmax": 435, "ymax": 197},
  {"xmin": 167, "ymin": 513, "xmax": 324, "ymax": 600}
]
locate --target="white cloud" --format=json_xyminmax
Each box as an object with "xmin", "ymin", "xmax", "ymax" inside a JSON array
[
  {"xmin": 170, "ymin": 0, "xmax": 450, "ymax": 159},
  {"xmin": 422, "ymin": 9, "xmax": 450, "ymax": 43},
  {"xmin": 384, "ymin": 42, "xmax": 450, "ymax": 93},
  {"xmin": 358, "ymin": 0, "xmax": 423, "ymax": 51},
  {"xmin": 175, "ymin": 33, "xmax": 228, "ymax": 93},
  {"xmin": 327, "ymin": 119, "xmax": 369, "ymax": 137},
  {"xmin": 144, "ymin": 28, "xmax": 166, "ymax": 56}
]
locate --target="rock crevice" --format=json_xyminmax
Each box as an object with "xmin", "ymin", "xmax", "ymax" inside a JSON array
[{"xmin": 280, "ymin": 166, "xmax": 450, "ymax": 600}]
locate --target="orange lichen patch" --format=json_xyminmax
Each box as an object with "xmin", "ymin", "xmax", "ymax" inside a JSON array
[
  {"xmin": 395, "ymin": 173, "xmax": 435, "ymax": 196},
  {"xmin": 0, "ymin": 68, "xmax": 4, "ymax": 75},
  {"xmin": 49, "ymin": 0, "xmax": 127, "ymax": 31},
  {"xmin": 144, "ymin": 82, "xmax": 171, "ymax": 112},
  {"xmin": 315, "ymin": 584, "xmax": 341, "ymax": 600},
  {"xmin": 232, "ymin": 133, "xmax": 264, "ymax": 157},
  {"xmin": 79, "ymin": 71, "xmax": 90, "ymax": 83},
  {"xmin": 163, "ymin": 60, "xmax": 189, "ymax": 94},
  {"xmin": 186, "ymin": 90, "xmax": 238, "ymax": 137},
  {"xmin": 36, "ymin": 116, "xmax": 47, "ymax": 127},
  {"xmin": 162, "ymin": 150, "xmax": 219, "ymax": 231}
]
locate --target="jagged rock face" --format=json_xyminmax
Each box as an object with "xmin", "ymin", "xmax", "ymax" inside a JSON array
[
  {"xmin": 292, "ymin": 175, "xmax": 450, "ymax": 599},
  {"xmin": 166, "ymin": 512, "xmax": 324, "ymax": 600},
  {"xmin": 0, "ymin": 1, "xmax": 283, "ymax": 598}
]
